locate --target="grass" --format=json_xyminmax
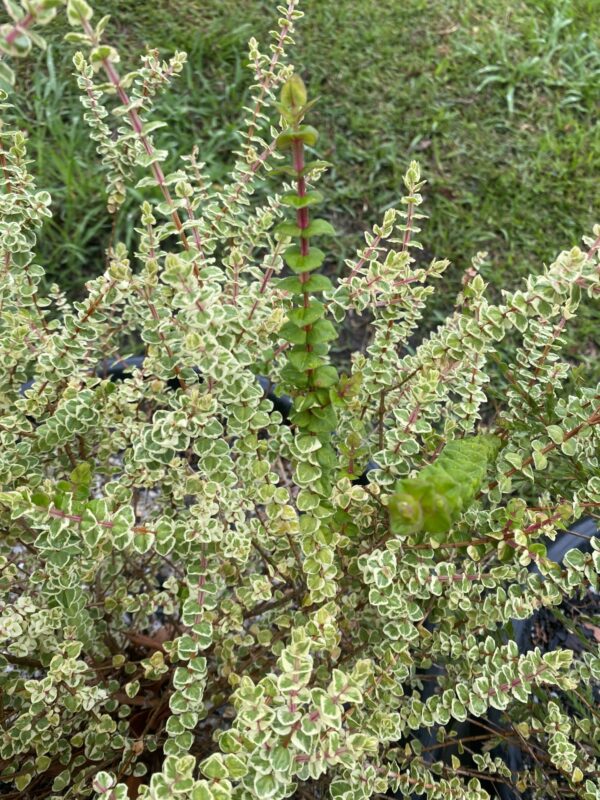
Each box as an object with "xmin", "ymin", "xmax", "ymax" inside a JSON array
[{"xmin": 4, "ymin": 0, "xmax": 600, "ymax": 369}]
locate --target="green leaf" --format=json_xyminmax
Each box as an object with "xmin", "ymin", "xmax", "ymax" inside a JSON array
[
  {"xmin": 304, "ymin": 219, "xmax": 336, "ymax": 237},
  {"xmin": 176, "ymin": 634, "xmax": 199, "ymax": 660},
  {"xmin": 169, "ymin": 690, "xmax": 188, "ymax": 714},
  {"xmin": 70, "ymin": 461, "xmax": 92, "ymax": 486},
  {"xmin": 52, "ymin": 770, "xmax": 71, "ymax": 792},
  {"xmin": 67, "ymin": 0, "xmax": 94, "ymax": 25},
  {"xmin": 313, "ymin": 365, "xmax": 338, "ymax": 388},
  {"xmin": 6, "ymin": 32, "xmax": 31, "ymax": 56},
  {"xmin": 125, "ymin": 680, "xmax": 140, "ymax": 698},
  {"xmin": 547, "ymin": 425, "xmax": 564, "ymax": 444},
  {"xmin": 223, "ymin": 754, "xmax": 247, "ymax": 779},
  {"xmin": 304, "ymin": 274, "xmax": 333, "ymax": 293},
  {"xmin": 280, "ymin": 321, "xmax": 306, "ymax": 344},
  {"xmin": 95, "ymin": 14, "xmax": 112, "ymax": 37},
  {"xmin": 253, "ymin": 774, "xmax": 279, "ymax": 799},
  {"xmin": 63, "ymin": 31, "xmax": 91, "ymax": 44},
  {"xmin": 274, "ymin": 220, "xmax": 303, "ymax": 237},
  {"xmin": 302, "ymin": 160, "xmax": 332, "ymax": 175},
  {"xmin": 133, "ymin": 532, "xmax": 154, "ymax": 554},
  {"xmin": 304, "ymin": 404, "xmax": 338, "ymax": 433},
  {"xmin": 296, "ymin": 125, "xmax": 319, "ymax": 146},
  {"xmin": 571, "ymin": 767, "xmax": 584, "ymax": 784},
  {"xmin": 270, "ymin": 746, "xmax": 292, "ymax": 773},
  {"xmin": 201, "ymin": 754, "xmax": 228, "ymax": 780},
  {"xmin": 306, "ymin": 319, "xmax": 337, "ymax": 344},
  {"xmin": 277, "ymin": 276, "xmax": 304, "ymax": 294},
  {"xmin": 271, "ymin": 160, "xmax": 331, "ymax": 178},
  {"xmin": 313, "ymin": 689, "xmax": 341, "ymax": 724},
  {"xmin": 288, "ymin": 350, "xmax": 326, "ymax": 371},
  {"xmin": 564, "ymin": 548, "xmax": 585, "ymax": 570},
  {"xmin": 388, "ymin": 435, "xmax": 501, "ymax": 539},
  {"xmin": 295, "ymin": 434, "xmax": 322, "ymax": 454},
  {"xmin": 3, "ymin": 0, "xmax": 23, "ymax": 22},
  {"xmin": 276, "ymin": 125, "xmax": 319, "ymax": 150},
  {"xmin": 294, "ymin": 392, "xmax": 322, "ymax": 412},
  {"xmin": 280, "ymin": 74, "xmax": 307, "ymax": 114},
  {"xmin": 191, "ymin": 620, "xmax": 213, "ymax": 649},
  {"xmin": 287, "ymin": 302, "xmax": 325, "ymax": 326},
  {"xmin": 284, "ymin": 246, "xmax": 325, "ymax": 273},
  {"xmin": 296, "ymin": 462, "xmax": 322, "ymax": 484},
  {"xmin": 35, "ymin": 754, "xmax": 51, "ymax": 772},
  {"xmin": 561, "ymin": 438, "xmax": 577, "ymax": 456},
  {"xmin": 315, "ymin": 442, "xmax": 338, "ymax": 468},
  {"xmin": 90, "ymin": 45, "xmax": 116, "ymax": 63},
  {"xmin": 280, "ymin": 363, "xmax": 309, "ymax": 387},
  {"xmin": 281, "ymin": 191, "xmax": 323, "ymax": 209},
  {"xmin": 191, "ymin": 783, "xmax": 215, "ymax": 800},
  {"xmin": 15, "ymin": 773, "xmax": 32, "ymax": 792},
  {"xmin": 31, "ymin": 491, "xmax": 51, "ymax": 507},
  {"xmin": 270, "ymin": 164, "xmax": 303, "ymax": 178}
]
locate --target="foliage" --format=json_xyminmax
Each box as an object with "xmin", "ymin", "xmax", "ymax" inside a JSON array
[
  {"xmin": 2, "ymin": 0, "xmax": 600, "ymax": 382},
  {"xmin": 388, "ymin": 435, "xmax": 501, "ymax": 543},
  {"xmin": 1, "ymin": 2, "xmax": 600, "ymax": 799}
]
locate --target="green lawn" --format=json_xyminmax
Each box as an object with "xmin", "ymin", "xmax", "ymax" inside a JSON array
[{"xmin": 6, "ymin": 0, "xmax": 600, "ymax": 367}]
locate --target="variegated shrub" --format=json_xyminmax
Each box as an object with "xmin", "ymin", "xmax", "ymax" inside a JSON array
[{"xmin": 1, "ymin": 2, "xmax": 600, "ymax": 799}]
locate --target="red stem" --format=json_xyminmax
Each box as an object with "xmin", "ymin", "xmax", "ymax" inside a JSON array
[
  {"xmin": 291, "ymin": 138, "xmax": 309, "ymax": 253},
  {"xmin": 79, "ymin": 18, "xmax": 189, "ymax": 250},
  {"xmin": 4, "ymin": 12, "xmax": 35, "ymax": 46},
  {"xmin": 291, "ymin": 137, "xmax": 312, "ymax": 316}
]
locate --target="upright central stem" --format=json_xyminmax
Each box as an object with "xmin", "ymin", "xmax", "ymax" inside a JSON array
[
  {"xmin": 292, "ymin": 139, "xmax": 309, "ymax": 256},
  {"xmin": 291, "ymin": 138, "xmax": 311, "ymax": 312}
]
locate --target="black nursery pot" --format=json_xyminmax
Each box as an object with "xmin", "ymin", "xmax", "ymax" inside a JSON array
[
  {"xmin": 21, "ymin": 359, "xmax": 598, "ymax": 798},
  {"xmin": 490, "ymin": 516, "xmax": 598, "ymax": 800},
  {"xmin": 415, "ymin": 517, "xmax": 598, "ymax": 800}
]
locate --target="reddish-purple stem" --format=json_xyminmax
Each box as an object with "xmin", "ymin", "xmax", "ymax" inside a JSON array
[
  {"xmin": 4, "ymin": 12, "xmax": 35, "ymax": 46},
  {"xmin": 79, "ymin": 18, "xmax": 189, "ymax": 250}
]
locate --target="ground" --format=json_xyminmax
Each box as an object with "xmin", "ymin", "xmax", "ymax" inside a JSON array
[{"xmin": 6, "ymin": 0, "xmax": 600, "ymax": 378}]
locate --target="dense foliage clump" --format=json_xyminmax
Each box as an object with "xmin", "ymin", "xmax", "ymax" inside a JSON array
[{"xmin": 1, "ymin": 2, "xmax": 599, "ymax": 800}]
